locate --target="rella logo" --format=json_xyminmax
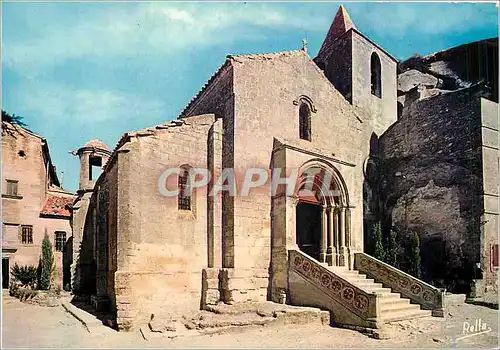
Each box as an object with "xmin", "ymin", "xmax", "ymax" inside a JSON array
[{"xmin": 456, "ymin": 318, "xmax": 493, "ymax": 342}]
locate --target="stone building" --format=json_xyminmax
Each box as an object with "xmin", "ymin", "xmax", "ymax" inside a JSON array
[
  {"xmin": 376, "ymin": 38, "xmax": 499, "ymax": 298},
  {"xmin": 71, "ymin": 6, "xmax": 496, "ymax": 331},
  {"xmin": 1, "ymin": 121, "xmax": 74, "ymax": 289}
]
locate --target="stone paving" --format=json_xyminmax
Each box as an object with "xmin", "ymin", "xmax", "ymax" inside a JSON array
[{"xmin": 2, "ymin": 293, "xmax": 498, "ymax": 348}]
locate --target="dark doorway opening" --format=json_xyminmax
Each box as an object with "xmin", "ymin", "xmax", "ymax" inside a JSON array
[
  {"xmin": 2, "ymin": 258, "xmax": 10, "ymax": 289},
  {"xmin": 63, "ymin": 237, "xmax": 73, "ymax": 291},
  {"xmin": 296, "ymin": 202, "xmax": 322, "ymax": 261}
]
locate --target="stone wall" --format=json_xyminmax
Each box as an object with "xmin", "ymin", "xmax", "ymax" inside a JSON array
[
  {"xmin": 351, "ymin": 31, "xmax": 397, "ymax": 137},
  {"xmin": 378, "ymin": 84, "xmax": 492, "ymax": 292},
  {"xmin": 110, "ymin": 115, "xmax": 217, "ymax": 330},
  {"xmin": 232, "ymin": 51, "xmax": 373, "ymax": 300},
  {"xmin": 2, "ymin": 123, "xmax": 72, "ymax": 289},
  {"xmin": 479, "ymin": 98, "xmax": 499, "ymax": 297},
  {"xmin": 315, "ymin": 30, "xmax": 398, "ymax": 137}
]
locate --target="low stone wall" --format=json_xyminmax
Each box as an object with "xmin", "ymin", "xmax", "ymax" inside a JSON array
[
  {"xmin": 288, "ymin": 250, "xmax": 380, "ymax": 329},
  {"xmin": 354, "ymin": 253, "xmax": 444, "ymax": 316}
]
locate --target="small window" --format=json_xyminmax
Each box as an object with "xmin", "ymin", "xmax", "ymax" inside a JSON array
[
  {"xmin": 21, "ymin": 225, "xmax": 33, "ymax": 244},
  {"xmin": 89, "ymin": 155, "xmax": 103, "ymax": 181},
  {"xmin": 18, "ymin": 150, "xmax": 26, "ymax": 157},
  {"xmin": 491, "ymin": 244, "xmax": 499, "ymax": 270},
  {"xmin": 55, "ymin": 231, "xmax": 66, "ymax": 252},
  {"xmin": 370, "ymin": 52, "xmax": 382, "ymax": 98},
  {"xmin": 299, "ymin": 103, "xmax": 312, "ymax": 141},
  {"xmin": 178, "ymin": 168, "xmax": 191, "ymax": 210},
  {"xmin": 5, "ymin": 180, "xmax": 18, "ymax": 196}
]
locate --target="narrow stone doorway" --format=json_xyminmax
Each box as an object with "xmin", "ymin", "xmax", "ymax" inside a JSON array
[
  {"xmin": 296, "ymin": 202, "xmax": 322, "ymax": 261},
  {"xmin": 2, "ymin": 258, "xmax": 9, "ymax": 289}
]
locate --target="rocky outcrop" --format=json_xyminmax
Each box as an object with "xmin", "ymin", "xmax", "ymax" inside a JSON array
[
  {"xmin": 397, "ymin": 38, "xmax": 498, "ymax": 116},
  {"xmin": 398, "ymin": 69, "xmax": 439, "ymax": 93}
]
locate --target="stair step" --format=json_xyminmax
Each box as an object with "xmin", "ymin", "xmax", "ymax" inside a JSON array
[
  {"xmin": 383, "ymin": 309, "xmax": 432, "ymax": 323},
  {"xmin": 362, "ymin": 287, "xmax": 393, "ymax": 294},
  {"xmin": 379, "ymin": 296, "xmax": 409, "ymax": 305},
  {"xmin": 353, "ymin": 281, "xmax": 382, "ymax": 288},
  {"xmin": 328, "ymin": 269, "xmax": 360, "ymax": 276},
  {"xmin": 381, "ymin": 302, "xmax": 419, "ymax": 313}
]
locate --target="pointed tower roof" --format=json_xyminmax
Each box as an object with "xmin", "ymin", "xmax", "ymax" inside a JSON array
[{"xmin": 317, "ymin": 5, "xmax": 356, "ymax": 60}]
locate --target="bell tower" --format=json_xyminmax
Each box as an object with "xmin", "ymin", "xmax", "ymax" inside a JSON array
[
  {"xmin": 75, "ymin": 139, "xmax": 111, "ymax": 192},
  {"xmin": 314, "ymin": 5, "xmax": 398, "ymax": 136}
]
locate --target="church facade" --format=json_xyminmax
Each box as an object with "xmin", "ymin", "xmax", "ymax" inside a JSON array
[{"xmin": 70, "ymin": 6, "xmax": 497, "ymax": 331}]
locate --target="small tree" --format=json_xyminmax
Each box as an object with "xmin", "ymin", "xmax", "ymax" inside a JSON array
[
  {"xmin": 409, "ymin": 232, "xmax": 422, "ymax": 279},
  {"xmin": 38, "ymin": 233, "xmax": 54, "ymax": 290},
  {"xmin": 385, "ymin": 229, "xmax": 398, "ymax": 267},
  {"xmin": 372, "ymin": 222, "xmax": 385, "ymax": 261}
]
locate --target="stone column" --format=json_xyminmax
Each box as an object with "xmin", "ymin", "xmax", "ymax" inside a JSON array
[
  {"xmin": 338, "ymin": 206, "xmax": 347, "ymax": 266},
  {"xmin": 333, "ymin": 207, "xmax": 340, "ymax": 266},
  {"xmin": 320, "ymin": 206, "xmax": 327, "ymax": 263},
  {"xmin": 345, "ymin": 207, "xmax": 353, "ymax": 270},
  {"xmin": 326, "ymin": 207, "xmax": 336, "ymax": 266}
]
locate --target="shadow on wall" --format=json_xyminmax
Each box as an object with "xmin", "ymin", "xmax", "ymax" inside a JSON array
[
  {"xmin": 363, "ymin": 133, "xmax": 380, "ymax": 254},
  {"xmin": 74, "ymin": 200, "xmax": 97, "ymax": 297}
]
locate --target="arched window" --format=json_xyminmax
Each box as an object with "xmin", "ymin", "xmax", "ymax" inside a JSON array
[
  {"xmin": 299, "ymin": 103, "xmax": 312, "ymax": 141},
  {"xmin": 178, "ymin": 167, "xmax": 191, "ymax": 210},
  {"xmin": 370, "ymin": 52, "xmax": 382, "ymax": 98}
]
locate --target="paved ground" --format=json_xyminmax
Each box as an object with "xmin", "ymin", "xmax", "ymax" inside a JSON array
[{"xmin": 2, "ymin": 293, "xmax": 498, "ymax": 348}]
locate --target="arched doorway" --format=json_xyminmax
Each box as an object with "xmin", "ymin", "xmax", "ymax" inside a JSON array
[
  {"xmin": 294, "ymin": 163, "xmax": 351, "ymax": 266},
  {"xmin": 296, "ymin": 202, "xmax": 322, "ymax": 261}
]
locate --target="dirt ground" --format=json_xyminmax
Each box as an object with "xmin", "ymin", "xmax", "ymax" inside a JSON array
[{"xmin": 2, "ymin": 293, "xmax": 498, "ymax": 348}]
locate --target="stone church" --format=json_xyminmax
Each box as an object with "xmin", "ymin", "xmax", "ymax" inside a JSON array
[{"xmin": 71, "ymin": 6, "xmax": 498, "ymax": 331}]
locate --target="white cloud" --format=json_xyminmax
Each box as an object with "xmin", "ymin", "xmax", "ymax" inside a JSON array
[
  {"xmin": 354, "ymin": 3, "xmax": 497, "ymax": 39},
  {"xmin": 16, "ymin": 81, "xmax": 164, "ymax": 124},
  {"xmin": 3, "ymin": 3, "xmax": 324, "ymax": 73}
]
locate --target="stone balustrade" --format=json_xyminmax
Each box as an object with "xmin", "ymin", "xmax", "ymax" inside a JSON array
[
  {"xmin": 289, "ymin": 250, "xmax": 379, "ymax": 322},
  {"xmin": 354, "ymin": 252, "xmax": 445, "ymax": 316}
]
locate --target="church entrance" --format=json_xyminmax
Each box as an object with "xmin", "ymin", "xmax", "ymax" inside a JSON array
[
  {"xmin": 293, "ymin": 163, "xmax": 352, "ymax": 266},
  {"xmin": 296, "ymin": 202, "xmax": 322, "ymax": 261}
]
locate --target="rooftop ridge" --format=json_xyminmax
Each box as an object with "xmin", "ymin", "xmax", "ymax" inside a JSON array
[
  {"xmin": 179, "ymin": 49, "xmax": 306, "ymax": 119},
  {"xmin": 227, "ymin": 49, "xmax": 305, "ymax": 60}
]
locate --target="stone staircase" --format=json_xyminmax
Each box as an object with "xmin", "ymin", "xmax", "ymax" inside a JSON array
[
  {"xmin": 288, "ymin": 250, "xmax": 445, "ymax": 329},
  {"xmin": 328, "ymin": 266, "xmax": 431, "ymax": 323}
]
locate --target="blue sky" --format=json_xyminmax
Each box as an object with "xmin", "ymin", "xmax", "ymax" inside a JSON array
[{"xmin": 2, "ymin": 1, "xmax": 498, "ymax": 192}]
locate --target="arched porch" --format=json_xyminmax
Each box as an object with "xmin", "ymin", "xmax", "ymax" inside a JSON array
[{"xmin": 294, "ymin": 163, "xmax": 352, "ymax": 267}]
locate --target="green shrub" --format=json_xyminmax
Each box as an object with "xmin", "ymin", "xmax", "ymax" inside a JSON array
[
  {"xmin": 409, "ymin": 232, "xmax": 422, "ymax": 279},
  {"xmin": 372, "ymin": 222, "xmax": 385, "ymax": 261},
  {"xmin": 38, "ymin": 233, "xmax": 54, "ymax": 290},
  {"xmin": 385, "ymin": 229, "xmax": 398, "ymax": 267},
  {"xmin": 11, "ymin": 264, "xmax": 38, "ymax": 288}
]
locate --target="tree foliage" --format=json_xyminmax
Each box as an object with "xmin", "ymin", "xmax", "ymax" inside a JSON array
[
  {"xmin": 38, "ymin": 233, "xmax": 54, "ymax": 290},
  {"xmin": 409, "ymin": 232, "xmax": 422, "ymax": 279},
  {"xmin": 385, "ymin": 229, "xmax": 398, "ymax": 267},
  {"xmin": 11, "ymin": 264, "xmax": 38, "ymax": 288},
  {"xmin": 2, "ymin": 110, "xmax": 26, "ymax": 127},
  {"xmin": 372, "ymin": 222, "xmax": 385, "ymax": 261}
]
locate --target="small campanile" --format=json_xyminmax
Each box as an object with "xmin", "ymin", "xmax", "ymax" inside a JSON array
[
  {"xmin": 74, "ymin": 139, "xmax": 112, "ymax": 192},
  {"xmin": 314, "ymin": 5, "xmax": 398, "ymax": 136}
]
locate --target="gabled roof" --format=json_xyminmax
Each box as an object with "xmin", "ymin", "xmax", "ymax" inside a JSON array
[
  {"xmin": 315, "ymin": 5, "xmax": 397, "ymax": 64},
  {"xmin": 179, "ymin": 49, "xmax": 305, "ymax": 119},
  {"xmin": 317, "ymin": 5, "xmax": 356, "ymax": 59}
]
